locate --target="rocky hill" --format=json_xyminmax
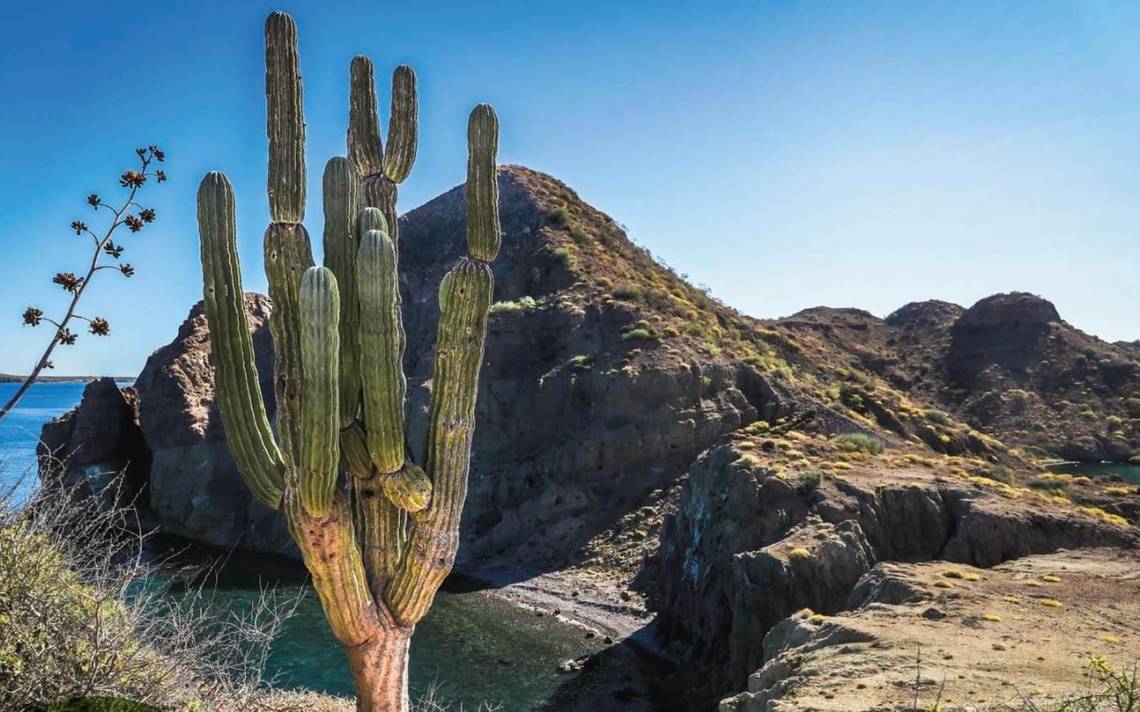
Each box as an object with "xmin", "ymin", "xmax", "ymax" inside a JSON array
[{"xmin": 39, "ymin": 165, "xmax": 1140, "ymax": 710}]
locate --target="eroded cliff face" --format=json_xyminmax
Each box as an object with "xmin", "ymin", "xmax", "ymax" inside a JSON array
[
  {"xmin": 653, "ymin": 433, "xmax": 1139, "ymax": 706},
  {"xmin": 39, "ymin": 167, "xmax": 787, "ymax": 571},
  {"xmin": 720, "ymin": 549, "xmax": 1140, "ymax": 712}
]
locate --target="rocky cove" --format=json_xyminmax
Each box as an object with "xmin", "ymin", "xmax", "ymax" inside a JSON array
[{"xmin": 39, "ymin": 168, "xmax": 1140, "ymax": 710}]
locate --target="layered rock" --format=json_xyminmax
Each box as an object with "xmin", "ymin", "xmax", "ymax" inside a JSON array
[
  {"xmin": 653, "ymin": 432, "xmax": 1139, "ymax": 706},
  {"xmin": 37, "ymin": 377, "xmax": 149, "ymax": 506},
  {"xmin": 721, "ymin": 549, "xmax": 1140, "ymax": 711},
  {"xmin": 42, "ymin": 167, "xmax": 785, "ymax": 568}
]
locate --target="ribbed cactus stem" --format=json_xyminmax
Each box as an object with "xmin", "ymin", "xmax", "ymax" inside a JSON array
[
  {"xmin": 265, "ymin": 12, "xmax": 305, "ymax": 223},
  {"xmin": 196, "ymin": 172, "xmax": 285, "ymax": 509},
  {"xmin": 386, "ymin": 258, "xmax": 494, "ymax": 625},
  {"xmin": 286, "ymin": 493, "xmax": 381, "ymax": 646},
  {"xmin": 357, "ymin": 228, "xmax": 406, "ymax": 474},
  {"xmin": 382, "ymin": 66, "xmax": 418, "ymax": 184},
  {"xmin": 358, "ymin": 206, "xmax": 388, "ymax": 236},
  {"xmin": 348, "ymin": 56, "xmax": 383, "ymax": 178},
  {"xmin": 381, "ymin": 463, "xmax": 431, "ymax": 514},
  {"xmin": 466, "ymin": 104, "xmax": 501, "ymax": 261},
  {"xmin": 299, "ymin": 266, "xmax": 341, "ymax": 517},
  {"xmin": 322, "ymin": 157, "xmax": 363, "ymax": 427},
  {"xmin": 361, "ymin": 175, "xmax": 400, "ymax": 249}
]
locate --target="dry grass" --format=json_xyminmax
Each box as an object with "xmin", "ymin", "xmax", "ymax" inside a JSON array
[{"xmin": 0, "ymin": 463, "xmax": 301, "ymax": 712}]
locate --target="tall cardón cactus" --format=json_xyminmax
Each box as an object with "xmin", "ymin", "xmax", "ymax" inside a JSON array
[{"xmin": 196, "ymin": 12, "xmax": 500, "ymax": 711}]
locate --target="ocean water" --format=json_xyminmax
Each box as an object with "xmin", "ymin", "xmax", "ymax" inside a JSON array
[
  {"xmin": 0, "ymin": 381, "xmax": 106, "ymax": 503},
  {"xmin": 0, "ymin": 380, "xmax": 592, "ymax": 709}
]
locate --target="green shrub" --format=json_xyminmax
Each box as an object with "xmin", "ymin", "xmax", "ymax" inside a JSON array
[
  {"xmin": 833, "ymin": 432, "xmax": 885, "ymax": 455},
  {"xmin": 45, "ymin": 698, "xmax": 163, "ymax": 712},
  {"xmin": 612, "ymin": 284, "xmax": 643, "ymax": 301},
  {"xmin": 923, "ymin": 409, "xmax": 952, "ymax": 425},
  {"xmin": 488, "ymin": 296, "xmax": 537, "ymax": 315},
  {"xmin": 622, "ymin": 327, "xmax": 656, "ymax": 341},
  {"xmin": 546, "ymin": 206, "xmax": 570, "ymax": 225},
  {"xmin": 566, "ymin": 354, "xmax": 594, "ymax": 372},
  {"xmin": 551, "ymin": 245, "xmax": 577, "ymax": 268}
]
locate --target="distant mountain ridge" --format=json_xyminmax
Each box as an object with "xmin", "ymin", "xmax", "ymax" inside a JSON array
[{"xmin": 1, "ymin": 374, "xmax": 134, "ymax": 383}]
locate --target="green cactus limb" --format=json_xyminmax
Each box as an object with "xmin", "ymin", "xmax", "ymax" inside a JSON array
[
  {"xmin": 354, "ymin": 476, "xmax": 407, "ymax": 593},
  {"xmin": 264, "ymin": 223, "xmax": 315, "ymax": 470},
  {"xmin": 361, "ymin": 175, "xmax": 400, "ymax": 248},
  {"xmin": 321, "ymin": 157, "xmax": 363, "ymax": 427},
  {"xmin": 286, "ymin": 492, "xmax": 383, "ymax": 646},
  {"xmin": 299, "ymin": 266, "xmax": 341, "ymax": 518},
  {"xmin": 466, "ymin": 104, "xmax": 501, "ymax": 261},
  {"xmin": 381, "ymin": 463, "xmax": 431, "ymax": 514},
  {"xmin": 385, "ymin": 258, "xmax": 494, "ymax": 625},
  {"xmin": 381, "ymin": 66, "xmax": 418, "ymax": 184},
  {"xmin": 340, "ymin": 421, "xmax": 373, "ymax": 479},
  {"xmin": 358, "ymin": 206, "xmax": 388, "ymax": 238},
  {"xmin": 196, "ymin": 172, "xmax": 285, "ymax": 509},
  {"xmin": 348, "ymin": 56, "xmax": 384, "ymax": 178},
  {"xmin": 265, "ymin": 12, "xmax": 306, "ymax": 223},
  {"xmin": 356, "ymin": 228, "xmax": 406, "ymax": 474}
]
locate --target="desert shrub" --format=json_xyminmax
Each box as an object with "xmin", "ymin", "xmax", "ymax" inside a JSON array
[
  {"xmin": 984, "ymin": 464, "xmax": 1015, "ymax": 484},
  {"xmin": 611, "ymin": 284, "xmax": 642, "ymax": 301},
  {"xmin": 488, "ymin": 296, "xmax": 537, "ymax": 315},
  {"xmin": 832, "ymin": 432, "xmax": 885, "ymax": 455},
  {"xmin": 545, "ymin": 206, "xmax": 570, "ymax": 226},
  {"xmin": 566, "ymin": 354, "xmax": 593, "ymax": 372},
  {"xmin": 550, "ymin": 246, "xmax": 577, "ymax": 268},
  {"xmin": 0, "ymin": 466, "xmax": 298, "ymax": 711},
  {"xmin": 43, "ymin": 698, "xmax": 162, "ymax": 712},
  {"xmin": 923, "ymin": 409, "xmax": 952, "ymax": 425}
]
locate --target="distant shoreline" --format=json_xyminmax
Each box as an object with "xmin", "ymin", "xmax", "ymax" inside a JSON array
[{"xmin": 0, "ymin": 374, "xmax": 134, "ymax": 384}]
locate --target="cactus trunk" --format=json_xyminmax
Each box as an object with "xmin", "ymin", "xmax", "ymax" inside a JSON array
[{"xmin": 196, "ymin": 12, "xmax": 499, "ymax": 711}]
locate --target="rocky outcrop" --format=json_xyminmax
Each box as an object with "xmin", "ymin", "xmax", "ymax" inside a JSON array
[
  {"xmin": 947, "ymin": 291, "xmax": 1062, "ymax": 384},
  {"xmin": 131, "ymin": 294, "xmax": 293, "ymax": 555},
  {"xmin": 653, "ymin": 434, "xmax": 1139, "ymax": 706},
  {"xmin": 42, "ymin": 167, "xmax": 785, "ymax": 569},
  {"xmin": 721, "ymin": 549, "xmax": 1140, "ymax": 711},
  {"xmin": 776, "ymin": 292, "xmax": 1140, "ymax": 463},
  {"xmin": 37, "ymin": 378, "xmax": 149, "ymax": 505}
]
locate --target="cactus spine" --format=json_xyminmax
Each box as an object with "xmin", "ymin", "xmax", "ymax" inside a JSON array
[{"xmin": 196, "ymin": 12, "xmax": 499, "ymax": 711}]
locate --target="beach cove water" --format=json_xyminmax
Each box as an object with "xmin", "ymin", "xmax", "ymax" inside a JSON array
[{"xmin": 1, "ymin": 382, "xmax": 593, "ymax": 709}]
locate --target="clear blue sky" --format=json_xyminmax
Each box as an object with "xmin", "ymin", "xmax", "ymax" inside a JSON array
[{"xmin": 2, "ymin": 1, "xmax": 1138, "ymax": 375}]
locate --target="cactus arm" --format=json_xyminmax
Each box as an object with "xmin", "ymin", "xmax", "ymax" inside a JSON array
[
  {"xmin": 286, "ymin": 492, "xmax": 384, "ymax": 646},
  {"xmin": 298, "ymin": 266, "xmax": 341, "ymax": 517},
  {"xmin": 356, "ymin": 228, "xmax": 407, "ymax": 475},
  {"xmin": 264, "ymin": 224, "xmax": 315, "ymax": 470},
  {"xmin": 265, "ymin": 12, "xmax": 305, "ymax": 223},
  {"xmin": 361, "ymin": 177, "xmax": 400, "ymax": 253},
  {"xmin": 354, "ymin": 476, "xmax": 407, "ymax": 598},
  {"xmin": 196, "ymin": 172, "xmax": 286, "ymax": 509},
  {"xmin": 465, "ymin": 104, "xmax": 500, "ymax": 261},
  {"xmin": 321, "ymin": 157, "xmax": 363, "ymax": 427},
  {"xmin": 348, "ymin": 56, "xmax": 384, "ymax": 179},
  {"xmin": 386, "ymin": 258, "xmax": 494, "ymax": 626},
  {"xmin": 381, "ymin": 66, "xmax": 418, "ymax": 184}
]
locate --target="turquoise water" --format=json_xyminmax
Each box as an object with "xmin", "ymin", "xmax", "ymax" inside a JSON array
[
  {"xmin": 1046, "ymin": 460, "xmax": 1140, "ymax": 484},
  {"xmin": 0, "ymin": 381, "xmax": 593, "ymax": 709},
  {"xmin": 193, "ymin": 554, "xmax": 594, "ymax": 708},
  {"xmin": 0, "ymin": 381, "xmax": 110, "ymax": 503}
]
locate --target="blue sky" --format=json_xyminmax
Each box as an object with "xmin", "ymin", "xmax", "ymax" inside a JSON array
[{"xmin": 1, "ymin": 1, "xmax": 1138, "ymax": 375}]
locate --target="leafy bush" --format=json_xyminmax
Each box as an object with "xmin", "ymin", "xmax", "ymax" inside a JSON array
[
  {"xmin": 832, "ymin": 432, "xmax": 885, "ymax": 455},
  {"xmin": 546, "ymin": 206, "xmax": 570, "ymax": 225},
  {"xmin": 550, "ymin": 246, "xmax": 577, "ymax": 268},
  {"xmin": 611, "ymin": 284, "xmax": 642, "ymax": 301},
  {"xmin": 488, "ymin": 296, "xmax": 537, "ymax": 315},
  {"xmin": 0, "ymin": 467, "xmax": 298, "ymax": 710},
  {"xmin": 566, "ymin": 354, "xmax": 594, "ymax": 372},
  {"xmin": 923, "ymin": 409, "xmax": 952, "ymax": 425}
]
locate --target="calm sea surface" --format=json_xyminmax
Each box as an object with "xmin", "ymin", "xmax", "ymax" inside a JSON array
[{"xmin": 0, "ymin": 381, "xmax": 591, "ymax": 709}]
